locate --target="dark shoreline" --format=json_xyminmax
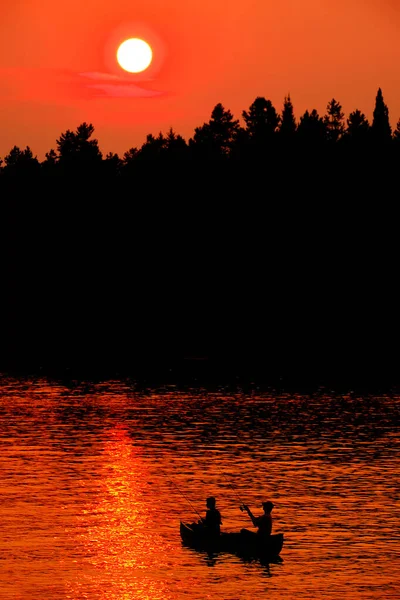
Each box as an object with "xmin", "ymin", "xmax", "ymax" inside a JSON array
[{"xmin": 1, "ymin": 352, "xmax": 398, "ymax": 394}]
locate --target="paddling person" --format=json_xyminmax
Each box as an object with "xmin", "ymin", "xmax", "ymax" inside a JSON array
[
  {"xmin": 241, "ymin": 501, "xmax": 274, "ymax": 539},
  {"xmin": 199, "ymin": 496, "xmax": 222, "ymax": 536}
]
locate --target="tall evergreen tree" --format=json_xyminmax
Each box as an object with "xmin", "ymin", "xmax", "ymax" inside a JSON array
[
  {"xmin": 323, "ymin": 99, "xmax": 345, "ymax": 143},
  {"xmin": 372, "ymin": 88, "xmax": 392, "ymax": 143},
  {"xmin": 279, "ymin": 94, "xmax": 296, "ymax": 139}
]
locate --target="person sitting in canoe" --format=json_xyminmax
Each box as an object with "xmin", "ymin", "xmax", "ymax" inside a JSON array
[
  {"xmin": 241, "ymin": 501, "xmax": 274, "ymax": 539},
  {"xmin": 195, "ymin": 496, "xmax": 222, "ymax": 536}
]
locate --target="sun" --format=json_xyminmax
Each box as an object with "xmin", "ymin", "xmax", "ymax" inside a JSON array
[{"xmin": 117, "ymin": 38, "xmax": 153, "ymax": 74}]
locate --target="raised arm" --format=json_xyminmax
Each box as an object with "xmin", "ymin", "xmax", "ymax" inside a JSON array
[{"xmin": 242, "ymin": 504, "xmax": 258, "ymax": 527}]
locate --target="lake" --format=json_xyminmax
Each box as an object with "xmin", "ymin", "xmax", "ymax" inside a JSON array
[{"xmin": 1, "ymin": 374, "xmax": 399, "ymax": 599}]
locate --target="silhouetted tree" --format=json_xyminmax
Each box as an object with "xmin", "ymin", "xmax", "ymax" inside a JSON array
[
  {"xmin": 138, "ymin": 133, "xmax": 167, "ymax": 161},
  {"xmin": 75, "ymin": 123, "xmax": 103, "ymax": 163},
  {"xmin": 104, "ymin": 152, "xmax": 123, "ymax": 177},
  {"xmin": 242, "ymin": 97, "xmax": 280, "ymax": 152},
  {"xmin": 371, "ymin": 88, "xmax": 391, "ymax": 144},
  {"xmin": 297, "ymin": 109, "xmax": 327, "ymax": 146},
  {"xmin": 393, "ymin": 119, "xmax": 400, "ymax": 143},
  {"xmin": 393, "ymin": 119, "xmax": 400, "ymax": 159},
  {"xmin": 190, "ymin": 103, "xmax": 240, "ymax": 158},
  {"xmin": 40, "ymin": 148, "xmax": 58, "ymax": 176},
  {"xmin": 164, "ymin": 128, "xmax": 189, "ymax": 160},
  {"xmin": 123, "ymin": 148, "xmax": 139, "ymax": 164},
  {"xmin": 230, "ymin": 126, "xmax": 250, "ymax": 159},
  {"xmin": 279, "ymin": 95, "xmax": 296, "ymax": 140},
  {"xmin": 346, "ymin": 110, "xmax": 370, "ymax": 137},
  {"xmin": 44, "ymin": 149, "xmax": 58, "ymax": 165},
  {"xmin": 56, "ymin": 130, "xmax": 75, "ymax": 162},
  {"xmin": 56, "ymin": 122, "xmax": 102, "ymax": 171},
  {"xmin": 3, "ymin": 88, "xmax": 400, "ymax": 200},
  {"xmin": 324, "ymin": 99, "xmax": 345, "ymax": 143},
  {"xmin": 3, "ymin": 145, "xmax": 40, "ymax": 176},
  {"xmin": 121, "ymin": 147, "xmax": 139, "ymax": 176}
]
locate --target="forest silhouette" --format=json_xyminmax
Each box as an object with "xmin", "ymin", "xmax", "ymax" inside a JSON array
[
  {"xmin": 1, "ymin": 88, "xmax": 399, "ymax": 387},
  {"xmin": 1, "ymin": 88, "xmax": 400, "ymax": 185}
]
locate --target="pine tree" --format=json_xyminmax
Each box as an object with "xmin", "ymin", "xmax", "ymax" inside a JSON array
[
  {"xmin": 371, "ymin": 88, "xmax": 392, "ymax": 143},
  {"xmin": 165, "ymin": 128, "xmax": 188, "ymax": 159},
  {"xmin": 323, "ymin": 99, "xmax": 345, "ymax": 143},
  {"xmin": 242, "ymin": 97, "xmax": 280, "ymax": 142},
  {"xmin": 297, "ymin": 109, "xmax": 327, "ymax": 145},
  {"xmin": 4, "ymin": 146, "xmax": 40, "ymax": 175},
  {"xmin": 346, "ymin": 110, "xmax": 370, "ymax": 144},
  {"xmin": 279, "ymin": 94, "xmax": 296, "ymax": 139},
  {"xmin": 191, "ymin": 103, "xmax": 240, "ymax": 158},
  {"xmin": 44, "ymin": 149, "xmax": 58, "ymax": 165},
  {"xmin": 138, "ymin": 133, "xmax": 166, "ymax": 160},
  {"xmin": 104, "ymin": 152, "xmax": 122, "ymax": 176},
  {"xmin": 56, "ymin": 123, "xmax": 102, "ymax": 168},
  {"xmin": 393, "ymin": 118, "xmax": 400, "ymax": 143},
  {"xmin": 122, "ymin": 147, "xmax": 139, "ymax": 175},
  {"xmin": 41, "ymin": 148, "xmax": 58, "ymax": 175}
]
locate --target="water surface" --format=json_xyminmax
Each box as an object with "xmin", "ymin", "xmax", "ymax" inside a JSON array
[{"xmin": 1, "ymin": 376, "xmax": 399, "ymax": 599}]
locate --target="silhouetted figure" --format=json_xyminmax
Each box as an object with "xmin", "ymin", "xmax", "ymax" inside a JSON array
[
  {"xmin": 241, "ymin": 501, "xmax": 274, "ymax": 540},
  {"xmin": 200, "ymin": 496, "xmax": 222, "ymax": 536}
]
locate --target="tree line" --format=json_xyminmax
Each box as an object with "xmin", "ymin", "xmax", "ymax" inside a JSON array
[
  {"xmin": 1, "ymin": 87, "xmax": 399, "ymax": 180},
  {"xmin": 1, "ymin": 87, "xmax": 398, "ymax": 382}
]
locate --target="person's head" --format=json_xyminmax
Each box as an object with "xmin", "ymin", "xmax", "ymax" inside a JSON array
[
  {"xmin": 261, "ymin": 501, "xmax": 274, "ymax": 513},
  {"xmin": 206, "ymin": 496, "xmax": 216, "ymax": 509}
]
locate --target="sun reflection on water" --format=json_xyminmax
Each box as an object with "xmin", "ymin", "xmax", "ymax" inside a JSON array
[{"xmin": 67, "ymin": 425, "xmax": 174, "ymax": 599}]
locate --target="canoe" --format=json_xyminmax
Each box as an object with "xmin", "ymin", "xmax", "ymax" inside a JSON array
[{"xmin": 180, "ymin": 522, "xmax": 284, "ymax": 559}]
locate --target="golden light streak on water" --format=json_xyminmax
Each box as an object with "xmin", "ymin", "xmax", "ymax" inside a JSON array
[{"xmin": 66, "ymin": 425, "xmax": 175, "ymax": 600}]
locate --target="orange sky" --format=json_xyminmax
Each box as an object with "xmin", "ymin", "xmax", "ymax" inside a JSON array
[{"xmin": 1, "ymin": 0, "xmax": 399, "ymax": 160}]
